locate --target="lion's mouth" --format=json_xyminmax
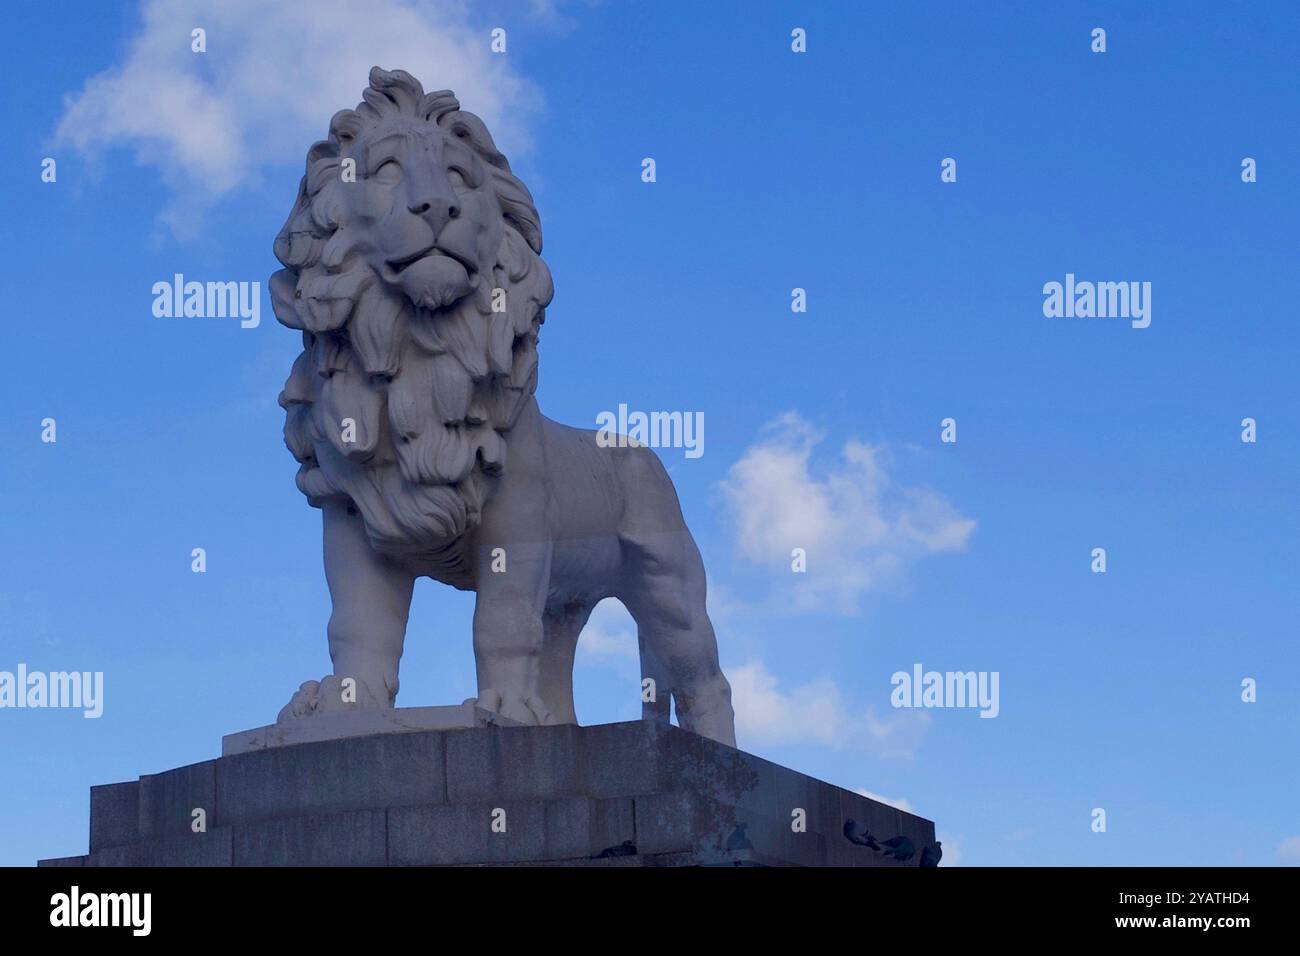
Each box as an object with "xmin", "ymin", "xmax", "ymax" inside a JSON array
[
  {"xmin": 386, "ymin": 243, "xmax": 477, "ymax": 277},
  {"xmin": 387, "ymin": 243, "xmax": 439, "ymax": 275}
]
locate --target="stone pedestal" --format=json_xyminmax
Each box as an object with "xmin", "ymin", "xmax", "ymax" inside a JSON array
[
  {"xmin": 221, "ymin": 702, "xmax": 520, "ymax": 755},
  {"xmin": 39, "ymin": 720, "xmax": 937, "ymax": 867}
]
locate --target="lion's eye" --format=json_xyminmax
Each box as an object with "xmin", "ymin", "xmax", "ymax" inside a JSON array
[
  {"xmin": 447, "ymin": 168, "xmax": 467, "ymax": 189},
  {"xmin": 373, "ymin": 160, "xmax": 402, "ymax": 185}
]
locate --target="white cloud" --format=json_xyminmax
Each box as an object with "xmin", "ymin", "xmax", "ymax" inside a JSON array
[
  {"xmin": 573, "ymin": 605, "xmax": 929, "ymax": 757},
  {"xmin": 718, "ymin": 412, "xmax": 975, "ymax": 613},
  {"xmin": 1277, "ymin": 836, "xmax": 1300, "ymax": 864},
  {"xmin": 729, "ymin": 659, "xmax": 929, "ymax": 757},
  {"xmin": 853, "ymin": 789, "xmax": 914, "ymax": 813},
  {"xmin": 54, "ymin": 0, "xmax": 542, "ymax": 235}
]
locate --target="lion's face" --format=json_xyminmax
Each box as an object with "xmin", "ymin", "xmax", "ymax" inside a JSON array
[{"xmin": 344, "ymin": 117, "xmax": 505, "ymax": 313}]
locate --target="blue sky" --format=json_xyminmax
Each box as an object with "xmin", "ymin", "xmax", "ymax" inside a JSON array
[{"xmin": 2, "ymin": 0, "xmax": 1297, "ymax": 867}]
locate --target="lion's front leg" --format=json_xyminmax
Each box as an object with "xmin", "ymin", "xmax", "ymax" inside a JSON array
[
  {"xmin": 468, "ymin": 534, "xmax": 557, "ymax": 727},
  {"xmin": 278, "ymin": 500, "xmax": 415, "ymax": 722},
  {"xmin": 465, "ymin": 435, "xmax": 559, "ymax": 727}
]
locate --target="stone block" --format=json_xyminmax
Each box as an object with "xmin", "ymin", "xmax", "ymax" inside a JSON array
[
  {"xmin": 579, "ymin": 720, "xmax": 671, "ymax": 797},
  {"xmin": 152, "ymin": 827, "xmax": 234, "ymax": 866},
  {"xmin": 138, "ymin": 760, "xmax": 215, "ymax": 840},
  {"xmin": 216, "ymin": 731, "xmax": 445, "ymax": 826},
  {"xmin": 445, "ymin": 723, "xmax": 583, "ymax": 803},
  {"xmin": 89, "ymin": 780, "xmax": 140, "ymax": 851},
  {"xmin": 233, "ymin": 809, "xmax": 388, "ymax": 866},
  {"xmin": 389, "ymin": 801, "xmax": 548, "ymax": 865}
]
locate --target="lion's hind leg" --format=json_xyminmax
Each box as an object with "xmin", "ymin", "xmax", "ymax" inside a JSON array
[
  {"xmin": 621, "ymin": 535, "xmax": 738, "ymax": 749},
  {"xmin": 606, "ymin": 446, "xmax": 736, "ymax": 746},
  {"xmin": 617, "ymin": 532, "xmax": 736, "ymax": 747}
]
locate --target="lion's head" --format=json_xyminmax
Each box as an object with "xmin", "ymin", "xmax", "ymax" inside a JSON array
[{"xmin": 272, "ymin": 67, "xmax": 553, "ymax": 559}]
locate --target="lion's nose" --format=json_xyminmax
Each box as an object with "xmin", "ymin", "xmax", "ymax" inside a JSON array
[{"xmin": 408, "ymin": 199, "xmax": 460, "ymax": 220}]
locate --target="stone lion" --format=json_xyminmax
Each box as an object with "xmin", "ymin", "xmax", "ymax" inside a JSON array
[{"xmin": 270, "ymin": 67, "xmax": 735, "ymax": 746}]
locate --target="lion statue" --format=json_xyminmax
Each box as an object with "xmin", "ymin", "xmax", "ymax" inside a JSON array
[{"xmin": 270, "ymin": 67, "xmax": 735, "ymax": 746}]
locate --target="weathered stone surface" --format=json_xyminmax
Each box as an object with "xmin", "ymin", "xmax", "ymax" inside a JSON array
[
  {"xmin": 151, "ymin": 828, "xmax": 234, "ymax": 867},
  {"xmin": 217, "ymin": 730, "xmax": 445, "ymax": 825},
  {"xmin": 633, "ymin": 791, "xmax": 715, "ymax": 856},
  {"xmin": 84, "ymin": 842, "xmax": 150, "ymax": 867},
  {"xmin": 389, "ymin": 801, "xmax": 548, "ymax": 866},
  {"xmin": 43, "ymin": 721, "xmax": 938, "ymax": 867},
  {"xmin": 234, "ymin": 810, "xmax": 387, "ymax": 867},
  {"xmin": 223, "ymin": 703, "xmax": 518, "ymax": 756},
  {"xmin": 88, "ymin": 781, "xmax": 140, "ymax": 851},
  {"xmin": 80, "ymin": 828, "xmax": 233, "ymax": 867},
  {"xmin": 579, "ymin": 720, "xmax": 669, "ymax": 797},
  {"xmin": 445, "ymin": 723, "xmax": 584, "ymax": 803},
  {"xmin": 385, "ymin": 796, "xmax": 634, "ymax": 865},
  {"xmin": 138, "ymin": 760, "xmax": 215, "ymax": 840},
  {"xmin": 588, "ymin": 797, "xmax": 637, "ymax": 857}
]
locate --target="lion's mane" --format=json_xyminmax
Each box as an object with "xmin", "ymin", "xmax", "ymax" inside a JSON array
[{"xmin": 271, "ymin": 68, "xmax": 553, "ymax": 564}]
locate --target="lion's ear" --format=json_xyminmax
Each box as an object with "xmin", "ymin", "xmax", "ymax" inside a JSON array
[
  {"xmin": 306, "ymin": 140, "xmax": 337, "ymax": 170},
  {"xmin": 328, "ymin": 110, "xmax": 364, "ymax": 147},
  {"xmin": 438, "ymin": 110, "xmax": 502, "ymax": 161}
]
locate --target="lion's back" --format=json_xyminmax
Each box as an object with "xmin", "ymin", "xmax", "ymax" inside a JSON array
[{"xmin": 541, "ymin": 417, "xmax": 631, "ymax": 535}]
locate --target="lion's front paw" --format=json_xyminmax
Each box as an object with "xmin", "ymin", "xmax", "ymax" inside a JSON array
[
  {"xmin": 468, "ymin": 689, "xmax": 556, "ymax": 727},
  {"xmin": 276, "ymin": 675, "xmax": 385, "ymax": 723}
]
